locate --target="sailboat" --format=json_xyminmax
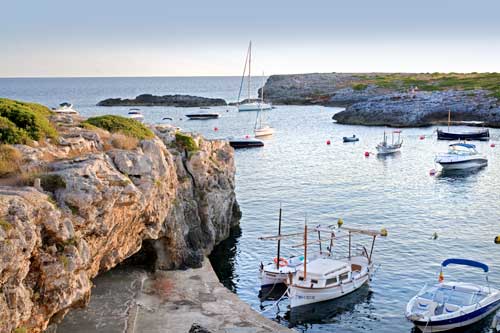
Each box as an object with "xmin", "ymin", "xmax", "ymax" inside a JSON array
[
  {"xmin": 254, "ymin": 74, "xmax": 275, "ymax": 137},
  {"xmin": 237, "ymin": 41, "xmax": 272, "ymax": 112},
  {"xmin": 437, "ymin": 110, "xmax": 489, "ymax": 141}
]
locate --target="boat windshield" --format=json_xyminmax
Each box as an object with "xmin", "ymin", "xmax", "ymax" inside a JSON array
[
  {"xmin": 420, "ymin": 285, "xmax": 486, "ymax": 306},
  {"xmin": 448, "ymin": 146, "xmax": 476, "ymax": 155}
]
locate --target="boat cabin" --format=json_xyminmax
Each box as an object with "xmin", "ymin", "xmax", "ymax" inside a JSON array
[{"xmin": 294, "ymin": 258, "xmax": 353, "ymax": 289}]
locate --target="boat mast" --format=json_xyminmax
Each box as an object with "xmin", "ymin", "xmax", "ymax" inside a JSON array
[
  {"xmin": 448, "ymin": 109, "xmax": 451, "ymax": 132},
  {"xmin": 248, "ymin": 41, "xmax": 252, "ymax": 102},
  {"xmin": 276, "ymin": 205, "xmax": 282, "ymax": 269},
  {"xmin": 237, "ymin": 42, "xmax": 251, "ymax": 106},
  {"xmin": 303, "ymin": 216, "xmax": 308, "ymax": 279}
]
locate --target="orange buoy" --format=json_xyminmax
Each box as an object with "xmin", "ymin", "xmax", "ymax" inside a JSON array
[
  {"xmin": 214, "ymin": 127, "xmax": 218, "ymax": 131},
  {"xmin": 491, "ymin": 143, "xmax": 496, "ymax": 148},
  {"xmin": 326, "ymin": 140, "xmax": 331, "ymax": 145},
  {"xmin": 364, "ymin": 151, "xmax": 370, "ymax": 157},
  {"xmin": 429, "ymin": 169, "xmax": 436, "ymax": 176}
]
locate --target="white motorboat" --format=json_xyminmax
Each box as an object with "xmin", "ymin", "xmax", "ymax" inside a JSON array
[
  {"xmin": 128, "ymin": 108, "xmax": 144, "ymax": 122},
  {"xmin": 236, "ymin": 41, "xmax": 272, "ymax": 112},
  {"xmin": 52, "ymin": 102, "xmax": 79, "ymax": 115},
  {"xmin": 287, "ymin": 224, "xmax": 387, "ymax": 308},
  {"xmin": 435, "ymin": 143, "xmax": 487, "ymax": 170},
  {"xmin": 376, "ymin": 130, "xmax": 402, "ymax": 154},
  {"xmin": 406, "ymin": 259, "xmax": 500, "ymax": 332}
]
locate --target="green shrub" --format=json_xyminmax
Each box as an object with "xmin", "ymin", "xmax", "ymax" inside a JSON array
[
  {"xmin": 0, "ymin": 98, "xmax": 57, "ymax": 143},
  {"xmin": 13, "ymin": 327, "xmax": 27, "ymax": 333},
  {"xmin": 0, "ymin": 144, "xmax": 22, "ymax": 177},
  {"xmin": 175, "ymin": 132, "xmax": 198, "ymax": 152},
  {"xmin": 82, "ymin": 115, "xmax": 154, "ymax": 140},
  {"xmin": 40, "ymin": 174, "xmax": 66, "ymax": 192},
  {"xmin": 0, "ymin": 218, "xmax": 12, "ymax": 231},
  {"xmin": 352, "ymin": 83, "xmax": 368, "ymax": 91}
]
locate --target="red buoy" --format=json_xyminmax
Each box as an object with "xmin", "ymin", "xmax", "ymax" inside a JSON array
[
  {"xmin": 364, "ymin": 151, "xmax": 370, "ymax": 157},
  {"xmin": 491, "ymin": 143, "xmax": 496, "ymax": 148},
  {"xmin": 429, "ymin": 169, "xmax": 436, "ymax": 176},
  {"xmin": 245, "ymin": 135, "xmax": 250, "ymax": 139},
  {"xmin": 214, "ymin": 127, "xmax": 218, "ymax": 131},
  {"xmin": 326, "ymin": 140, "xmax": 331, "ymax": 145},
  {"xmin": 420, "ymin": 135, "xmax": 425, "ymax": 140}
]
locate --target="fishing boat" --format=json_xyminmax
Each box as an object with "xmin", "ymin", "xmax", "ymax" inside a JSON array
[
  {"xmin": 237, "ymin": 41, "xmax": 272, "ymax": 112},
  {"xmin": 287, "ymin": 223, "xmax": 387, "ymax": 308},
  {"xmin": 406, "ymin": 258, "xmax": 500, "ymax": 332},
  {"xmin": 185, "ymin": 113, "xmax": 219, "ymax": 120},
  {"xmin": 376, "ymin": 130, "xmax": 402, "ymax": 154},
  {"xmin": 52, "ymin": 102, "xmax": 79, "ymax": 115},
  {"xmin": 343, "ymin": 135, "xmax": 359, "ymax": 143},
  {"xmin": 128, "ymin": 108, "xmax": 144, "ymax": 122},
  {"xmin": 437, "ymin": 111, "xmax": 489, "ymax": 141},
  {"xmin": 228, "ymin": 137, "xmax": 264, "ymax": 149},
  {"xmin": 435, "ymin": 143, "xmax": 488, "ymax": 171}
]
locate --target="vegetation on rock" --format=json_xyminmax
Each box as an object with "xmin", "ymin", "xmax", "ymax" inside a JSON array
[
  {"xmin": 82, "ymin": 115, "xmax": 154, "ymax": 140},
  {"xmin": 0, "ymin": 98, "xmax": 57, "ymax": 144},
  {"xmin": 0, "ymin": 144, "xmax": 22, "ymax": 177},
  {"xmin": 175, "ymin": 132, "xmax": 199, "ymax": 152}
]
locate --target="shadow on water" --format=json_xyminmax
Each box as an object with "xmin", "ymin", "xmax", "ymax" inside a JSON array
[
  {"xmin": 209, "ymin": 226, "xmax": 242, "ymax": 293},
  {"xmin": 437, "ymin": 167, "xmax": 487, "ymax": 180},
  {"xmin": 259, "ymin": 283, "xmax": 288, "ymax": 301},
  {"xmin": 286, "ymin": 284, "xmax": 372, "ymax": 328}
]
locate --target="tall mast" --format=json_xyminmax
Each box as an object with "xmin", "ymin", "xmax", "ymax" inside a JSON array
[
  {"xmin": 303, "ymin": 216, "xmax": 308, "ymax": 279},
  {"xmin": 236, "ymin": 43, "xmax": 250, "ymax": 106},
  {"xmin": 276, "ymin": 205, "xmax": 282, "ymax": 269},
  {"xmin": 448, "ymin": 109, "xmax": 451, "ymax": 132},
  {"xmin": 248, "ymin": 41, "xmax": 252, "ymax": 102}
]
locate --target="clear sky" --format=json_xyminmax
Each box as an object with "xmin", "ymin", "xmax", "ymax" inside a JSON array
[{"xmin": 2, "ymin": 0, "xmax": 500, "ymax": 77}]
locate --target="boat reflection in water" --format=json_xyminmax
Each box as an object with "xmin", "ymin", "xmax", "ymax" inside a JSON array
[
  {"xmin": 437, "ymin": 166, "xmax": 487, "ymax": 180},
  {"xmin": 286, "ymin": 284, "xmax": 371, "ymax": 328}
]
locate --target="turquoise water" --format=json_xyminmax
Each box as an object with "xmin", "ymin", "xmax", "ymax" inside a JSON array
[{"xmin": 2, "ymin": 77, "xmax": 500, "ymax": 332}]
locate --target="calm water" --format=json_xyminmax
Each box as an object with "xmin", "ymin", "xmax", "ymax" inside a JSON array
[{"xmin": 2, "ymin": 77, "xmax": 500, "ymax": 332}]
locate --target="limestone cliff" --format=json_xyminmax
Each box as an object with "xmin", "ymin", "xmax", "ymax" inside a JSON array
[{"xmin": 0, "ymin": 114, "xmax": 240, "ymax": 333}]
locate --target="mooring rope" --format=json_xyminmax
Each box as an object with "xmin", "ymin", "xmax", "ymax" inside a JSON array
[{"xmin": 258, "ymin": 286, "xmax": 290, "ymax": 314}]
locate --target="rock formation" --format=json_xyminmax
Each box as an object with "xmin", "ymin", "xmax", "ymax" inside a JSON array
[
  {"xmin": 97, "ymin": 94, "xmax": 227, "ymax": 107},
  {"xmin": 0, "ymin": 113, "xmax": 240, "ymax": 332}
]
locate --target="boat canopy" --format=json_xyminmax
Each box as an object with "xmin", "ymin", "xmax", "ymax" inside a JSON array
[
  {"xmin": 449, "ymin": 143, "xmax": 476, "ymax": 149},
  {"xmin": 441, "ymin": 258, "xmax": 489, "ymax": 272}
]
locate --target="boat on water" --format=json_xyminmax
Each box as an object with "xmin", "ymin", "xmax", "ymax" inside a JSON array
[
  {"xmin": 343, "ymin": 135, "xmax": 359, "ymax": 143},
  {"xmin": 254, "ymin": 80, "xmax": 275, "ymax": 137},
  {"xmin": 228, "ymin": 137, "xmax": 264, "ymax": 149},
  {"xmin": 287, "ymin": 223, "xmax": 387, "ymax": 308},
  {"xmin": 185, "ymin": 113, "xmax": 219, "ymax": 120},
  {"xmin": 376, "ymin": 130, "xmax": 402, "ymax": 154},
  {"xmin": 406, "ymin": 258, "xmax": 500, "ymax": 332},
  {"xmin": 52, "ymin": 102, "xmax": 79, "ymax": 115},
  {"xmin": 437, "ymin": 111, "xmax": 490, "ymax": 141},
  {"xmin": 435, "ymin": 143, "xmax": 488, "ymax": 171},
  {"xmin": 128, "ymin": 108, "xmax": 144, "ymax": 122},
  {"xmin": 237, "ymin": 41, "xmax": 272, "ymax": 112}
]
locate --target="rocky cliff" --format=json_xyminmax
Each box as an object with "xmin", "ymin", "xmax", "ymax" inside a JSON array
[
  {"xmin": 0, "ymin": 113, "xmax": 240, "ymax": 333},
  {"xmin": 97, "ymin": 94, "xmax": 227, "ymax": 107},
  {"xmin": 262, "ymin": 73, "xmax": 500, "ymax": 127}
]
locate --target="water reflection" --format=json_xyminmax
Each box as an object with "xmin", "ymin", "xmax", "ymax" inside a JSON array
[
  {"xmin": 437, "ymin": 167, "xmax": 487, "ymax": 179},
  {"xmin": 209, "ymin": 226, "xmax": 242, "ymax": 293}
]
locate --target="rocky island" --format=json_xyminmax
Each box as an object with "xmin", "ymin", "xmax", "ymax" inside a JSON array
[
  {"xmin": 97, "ymin": 94, "xmax": 227, "ymax": 107},
  {"xmin": 262, "ymin": 72, "xmax": 500, "ymax": 127},
  {"xmin": 0, "ymin": 98, "xmax": 242, "ymax": 332}
]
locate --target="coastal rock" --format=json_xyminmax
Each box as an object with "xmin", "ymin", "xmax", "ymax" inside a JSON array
[
  {"xmin": 0, "ymin": 123, "xmax": 240, "ymax": 332},
  {"xmin": 97, "ymin": 94, "xmax": 227, "ymax": 107},
  {"xmin": 333, "ymin": 90, "xmax": 500, "ymax": 127}
]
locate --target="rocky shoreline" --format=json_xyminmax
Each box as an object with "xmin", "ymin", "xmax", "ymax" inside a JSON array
[
  {"xmin": 262, "ymin": 73, "xmax": 500, "ymax": 127},
  {"xmin": 0, "ymin": 99, "xmax": 240, "ymax": 332},
  {"xmin": 97, "ymin": 94, "xmax": 227, "ymax": 107}
]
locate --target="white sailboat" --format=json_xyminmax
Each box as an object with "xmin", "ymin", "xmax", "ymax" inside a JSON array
[
  {"xmin": 254, "ymin": 74, "xmax": 275, "ymax": 137},
  {"xmin": 237, "ymin": 41, "xmax": 272, "ymax": 112}
]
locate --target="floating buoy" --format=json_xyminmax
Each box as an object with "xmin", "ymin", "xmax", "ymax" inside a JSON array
[
  {"xmin": 337, "ymin": 218, "xmax": 343, "ymax": 228},
  {"xmin": 326, "ymin": 140, "xmax": 331, "ymax": 145},
  {"xmin": 494, "ymin": 236, "xmax": 500, "ymax": 244},
  {"xmin": 491, "ymin": 143, "xmax": 496, "ymax": 148},
  {"xmin": 245, "ymin": 135, "xmax": 250, "ymax": 139},
  {"xmin": 380, "ymin": 228, "xmax": 388, "ymax": 237},
  {"xmin": 432, "ymin": 232, "xmax": 438, "ymax": 240},
  {"xmin": 438, "ymin": 271, "xmax": 444, "ymax": 283},
  {"xmin": 419, "ymin": 135, "xmax": 425, "ymax": 140},
  {"xmin": 429, "ymin": 169, "xmax": 437, "ymax": 176},
  {"xmin": 214, "ymin": 127, "xmax": 218, "ymax": 131},
  {"xmin": 364, "ymin": 151, "xmax": 370, "ymax": 157}
]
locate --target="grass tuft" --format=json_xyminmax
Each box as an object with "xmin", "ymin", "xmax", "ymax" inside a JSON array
[{"xmin": 82, "ymin": 115, "xmax": 154, "ymax": 140}]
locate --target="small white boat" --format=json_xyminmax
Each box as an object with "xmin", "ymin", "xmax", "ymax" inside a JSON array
[
  {"xmin": 53, "ymin": 102, "xmax": 79, "ymax": 115},
  {"xmin": 376, "ymin": 130, "xmax": 402, "ymax": 154},
  {"xmin": 435, "ymin": 143, "xmax": 487, "ymax": 171},
  {"xmin": 128, "ymin": 109, "xmax": 144, "ymax": 122},
  {"xmin": 343, "ymin": 135, "xmax": 359, "ymax": 143},
  {"xmin": 236, "ymin": 41, "xmax": 272, "ymax": 112},
  {"xmin": 287, "ymin": 224, "xmax": 387, "ymax": 308},
  {"xmin": 406, "ymin": 259, "xmax": 500, "ymax": 332},
  {"xmin": 254, "ymin": 84, "xmax": 274, "ymax": 137}
]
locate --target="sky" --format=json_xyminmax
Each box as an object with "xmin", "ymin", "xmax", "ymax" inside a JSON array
[{"xmin": 2, "ymin": 0, "xmax": 500, "ymax": 77}]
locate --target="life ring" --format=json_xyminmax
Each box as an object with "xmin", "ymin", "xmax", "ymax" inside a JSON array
[{"xmin": 273, "ymin": 257, "xmax": 288, "ymax": 267}]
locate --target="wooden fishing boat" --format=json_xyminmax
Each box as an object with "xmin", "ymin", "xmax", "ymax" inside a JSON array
[{"xmin": 437, "ymin": 110, "xmax": 489, "ymax": 141}]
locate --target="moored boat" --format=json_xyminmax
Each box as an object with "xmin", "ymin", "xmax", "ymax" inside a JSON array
[
  {"xmin": 376, "ymin": 130, "xmax": 402, "ymax": 154},
  {"xmin": 437, "ymin": 110, "xmax": 489, "ymax": 141},
  {"xmin": 406, "ymin": 259, "xmax": 500, "ymax": 332},
  {"xmin": 128, "ymin": 108, "xmax": 144, "ymax": 122},
  {"xmin": 185, "ymin": 113, "xmax": 219, "ymax": 120},
  {"xmin": 435, "ymin": 143, "xmax": 487, "ymax": 171},
  {"xmin": 228, "ymin": 137, "xmax": 264, "ymax": 149},
  {"xmin": 53, "ymin": 102, "xmax": 79, "ymax": 115},
  {"xmin": 343, "ymin": 135, "xmax": 359, "ymax": 143}
]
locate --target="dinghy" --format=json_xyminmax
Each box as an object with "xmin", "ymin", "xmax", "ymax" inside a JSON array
[
  {"xmin": 343, "ymin": 135, "xmax": 359, "ymax": 143},
  {"xmin": 406, "ymin": 258, "xmax": 500, "ymax": 332},
  {"xmin": 228, "ymin": 137, "xmax": 264, "ymax": 149}
]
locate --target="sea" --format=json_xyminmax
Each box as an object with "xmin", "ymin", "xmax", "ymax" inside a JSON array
[{"xmin": 2, "ymin": 76, "xmax": 500, "ymax": 332}]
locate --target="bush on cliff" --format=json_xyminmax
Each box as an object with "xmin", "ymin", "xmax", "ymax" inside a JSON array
[
  {"xmin": 0, "ymin": 98, "xmax": 57, "ymax": 144},
  {"xmin": 175, "ymin": 132, "xmax": 199, "ymax": 152},
  {"xmin": 0, "ymin": 145, "xmax": 22, "ymax": 177},
  {"xmin": 82, "ymin": 115, "xmax": 154, "ymax": 140}
]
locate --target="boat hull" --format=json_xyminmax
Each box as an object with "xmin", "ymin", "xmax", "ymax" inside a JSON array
[
  {"xmin": 254, "ymin": 127, "xmax": 274, "ymax": 137},
  {"xmin": 229, "ymin": 139, "xmax": 264, "ymax": 149},
  {"xmin": 186, "ymin": 114, "xmax": 219, "ymax": 120},
  {"xmin": 437, "ymin": 158, "xmax": 488, "ymax": 170},
  {"xmin": 437, "ymin": 129, "xmax": 490, "ymax": 141},
  {"xmin": 289, "ymin": 271, "xmax": 370, "ymax": 308},
  {"xmin": 238, "ymin": 103, "xmax": 272, "ymax": 112},
  {"xmin": 376, "ymin": 146, "xmax": 401, "ymax": 154},
  {"xmin": 343, "ymin": 137, "xmax": 359, "ymax": 143}
]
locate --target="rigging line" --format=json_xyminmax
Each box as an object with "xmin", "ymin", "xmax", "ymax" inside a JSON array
[{"xmin": 237, "ymin": 42, "xmax": 251, "ymax": 105}]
